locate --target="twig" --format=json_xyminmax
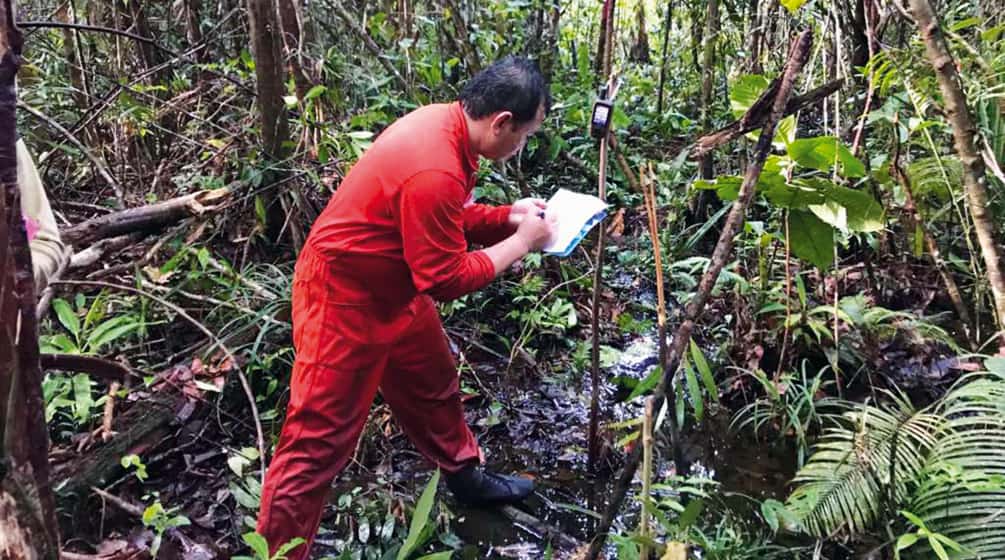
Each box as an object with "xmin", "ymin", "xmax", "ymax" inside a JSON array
[
  {"xmin": 101, "ymin": 381, "xmax": 121, "ymax": 442},
  {"xmin": 329, "ymin": 1, "xmax": 411, "ymax": 93},
  {"xmin": 20, "ymin": 20, "xmax": 164, "ymax": 49},
  {"xmin": 19, "ymin": 17, "xmax": 253, "ymax": 95},
  {"xmin": 18, "ymin": 101, "xmax": 125, "ymax": 208},
  {"xmin": 500, "ymin": 505, "xmax": 580, "ymax": 551},
  {"xmin": 203, "ymin": 255, "xmax": 278, "ymax": 301},
  {"xmin": 53, "ymin": 279, "xmax": 267, "ymax": 484},
  {"xmin": 68, "ymin": 233, "xmax": 140, "ymax": 269},
  {"xmin": 91, "ymin": 486, "xmax": 144, "ymax": 517},
  {"xmin": 585, "ymin": 29, "xmax": 814, "ymax": 560},
  {"xmin": 139, "ymin": 280, "xmax": 289, "ymax": 327}
]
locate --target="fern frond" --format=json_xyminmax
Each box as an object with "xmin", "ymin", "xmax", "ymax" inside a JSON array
[{"xmin": 907, "ymin": 155, "xmax": 963, "ymax": 202}]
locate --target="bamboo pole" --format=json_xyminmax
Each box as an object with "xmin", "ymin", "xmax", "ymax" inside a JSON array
[{"xmin": 587, "ymin": 3, "xmax": 618, "ymax": 472}]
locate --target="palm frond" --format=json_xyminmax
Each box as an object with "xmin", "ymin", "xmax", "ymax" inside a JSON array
[
  {"xmin": 908, "ymin": 373, "xmax": 1005, "ymax": 559},
  {"xmin": 786, "ymin": 392, "xmax": 944, "ymax": 536},
  {"xmin": 787, "ymin": 370, "xmax": 1005, "ymax": 558}
]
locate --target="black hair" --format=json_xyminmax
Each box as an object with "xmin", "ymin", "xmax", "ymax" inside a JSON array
[{"xmin": 459, "ymin": 56, "xmax": 551, "ymax": 125}]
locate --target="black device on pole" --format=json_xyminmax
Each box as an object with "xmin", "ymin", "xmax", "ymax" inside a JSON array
[
  {"xmin": 590, "ymin": 82, "xmax": 618, "ymax": 139},
  {"xmin": 590, "ymin": 99, "xmax": 613, "ymax": 139}
]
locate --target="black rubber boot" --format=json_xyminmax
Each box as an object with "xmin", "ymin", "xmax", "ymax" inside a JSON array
[{"xmin": 445, "ymin": 465, "xmax": 534, "ymax": 506}]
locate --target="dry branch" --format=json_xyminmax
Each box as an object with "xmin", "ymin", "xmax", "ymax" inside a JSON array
[
  {"xmin": 691, "ymin": 78, "xmax": 844, "ymax": 160},
  {"xmin": 63, "ymin": 188, "xmax": 230, "ymax": 246},
  {"xmin": 331, "ymin": 1, "xmax": 411, "ymax": 93},
  {"xmin": 39, "ymin": 353, "xmax": 135, "ymax": 383},
  {"xmin": 18, "ymin": 101, "xmax": 124, "ymax": 208},
  {"xmin": 585, "ymin": 29, "xmax": 815, "ymax": 560}
]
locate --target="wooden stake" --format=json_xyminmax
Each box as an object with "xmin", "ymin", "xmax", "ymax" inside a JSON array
[{"xmin": 639, "ymin": 397, "xmax": 655, "ymax": 560}]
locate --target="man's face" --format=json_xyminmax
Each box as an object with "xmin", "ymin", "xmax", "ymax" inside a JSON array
[{"xmin": 486, "ymin": 104, "xmax": 546, "ymax": 162}]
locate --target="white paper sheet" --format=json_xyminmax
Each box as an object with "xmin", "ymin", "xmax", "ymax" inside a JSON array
[{"xmin": 542, "ymin": 188, "xmax": 608, "ymax": 257}]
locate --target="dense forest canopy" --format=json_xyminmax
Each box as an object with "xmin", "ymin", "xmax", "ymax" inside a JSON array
[{"xmin": 1, "ymin": 0, "xmax": 1004, "ymax": 558}]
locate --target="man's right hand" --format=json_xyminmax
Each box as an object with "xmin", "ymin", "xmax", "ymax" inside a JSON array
[{"xmin": 515, "ymin": 210, "xmax": 557, "ymax": 252}]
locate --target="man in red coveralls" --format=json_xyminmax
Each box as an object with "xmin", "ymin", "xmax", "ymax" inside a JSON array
[{"xmin": 257, "ymin": 57, "xmax": 556, "ymax": 555}]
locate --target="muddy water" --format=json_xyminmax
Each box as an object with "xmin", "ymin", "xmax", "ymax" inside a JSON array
[{"xmin": 447, "ymin": 333, "xmax": 796, "ymax": 559}]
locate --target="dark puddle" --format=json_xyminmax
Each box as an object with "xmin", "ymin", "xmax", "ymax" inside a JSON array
[
  {"xmin": 308, "ymin": 323, "xmax": 794, "ymax": 559},
  {"xmin": 445, "ymin": 332, "xmax": 796, "ymax": 559}
]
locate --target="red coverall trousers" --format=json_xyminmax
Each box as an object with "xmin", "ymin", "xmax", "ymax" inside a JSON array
[{"xmin": 256, "ymin": 248, "xmax": 481, "ymax": 556}]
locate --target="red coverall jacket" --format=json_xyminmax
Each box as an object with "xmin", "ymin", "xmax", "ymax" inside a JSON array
[{"xmin": 257, "ymin": 102, "xmax": 515, "ymax": 557}]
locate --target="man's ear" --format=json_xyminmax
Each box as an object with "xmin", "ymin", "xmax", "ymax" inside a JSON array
[{"xmin": 490, "ymin": 111, "xmax": 514, "ymax": 134}]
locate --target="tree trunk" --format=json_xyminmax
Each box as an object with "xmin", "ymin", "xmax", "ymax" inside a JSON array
[
  {"xmin": 908, "ymin": 0, "xmax": 1005, "ymax": 343},
  {"xmin": 55, "ymin": 1, "xmax": 88, "ymax": 111},
  {"xmin": 0, "ymin": 0, "xmax": 60, "ymax": 555},
  {"xmin": 699, "ymin": 0, "xmax": 718, "ymax": 179},
  {"xmin": 692, "ymin": 0, "xmax": 719, "ymax": 222},
  {"xmin": 629, "ymin": 2, "xmax": 650, "ymax": 63},
  {"xmin": 656, "ymin": 0, "xmax": 673, "ymax": 114},
  {"xmin": 745, "ymin": 0, "xmax": 763, "ymax": 73},
  {"xmin": 537, "ymin": 1, "xmax": 560, "ymax": 83},
  {"xmin": 276, "ymin": 0, "xmax": 312, "ymax": 102},
  {"xmin": 247, "ymin": 0, "xmax": 288, "ymax": 159},
  {"xmin": 246, "ymin": 0, "xmax": 289, "ymax": 240},
  {"xmin": 595, "ymin": 0, "xmax": 614, "ymax": 79},
  {"xmin": 121, "ymin": 0, "xmax": 163, "ymax": 80}
]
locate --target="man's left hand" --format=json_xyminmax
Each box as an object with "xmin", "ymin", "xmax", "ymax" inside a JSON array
[{"xmin": 508, "ymin": 198, "xmax": 548, "ymax": 226}]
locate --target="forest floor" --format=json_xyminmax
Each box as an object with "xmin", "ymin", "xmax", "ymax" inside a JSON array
[{"xmin": 46, "ymin": 197, "xmax": 972, "ymax": 559}]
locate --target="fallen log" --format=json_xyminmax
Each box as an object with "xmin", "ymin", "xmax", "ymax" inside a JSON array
[
  {"xmin": 52, "ymin": 380, "xmax": 193, "ymax": 535},
  {"xmin": 63, "ymin": 187, "xmax": 230, "ymax": 247},
  {"xmin": 501, "ymin": 505, "xmax": 580, "ymax": 551}
]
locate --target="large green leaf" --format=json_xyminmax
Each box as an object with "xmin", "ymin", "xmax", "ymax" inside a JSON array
[
  {"xmin": 781, "ymin": 0, "xmax": 811, "ymax": 13},
  {"xmin": 52, "ymin": 298, "xmax": 80, "ymax": 339},
  {"xmin": 693, "ymin": 175, "xmax": 742, "ymax": 201},
  {"xmin": 684, "ymin": 361, "xmax": 704, "ymax": 421},
  {"xmin": 762, "ymin": 179, "xmax": 827, "ymax": 208},
  {"xmin": 826, "ymin": 185, "xmax": 885, "ymax": 232},
  {"xmin": 787, "ymin": 394, "xmax": 943, "ymax": 536},
  {"xmin": 787, "ymin": 371, "xmax": 1005, "ymax": 557},
  {"xmin": 907, "ymin": 156, "xmax": 962, "ymax": 201},
  {"xmin": 689, "ymin": 339, "xmax": 719, "ymax": 404},
  {"xmin": 799, "ymin": 179, "xmax": 884, "ymax": 233},
  {"xmin": 730, "ymin": 75, "xmax": 770, "ymax": 119},
  {"xmin": 397, "ymin": 470, "xmax": 441, "ymax": 560},
  {"xmin": 788, "ymin": 210, "xmax": 835, "ymax": 269},
  {"xmin": 85, "ymin": 315, "xmax": 142, "ymax": 353},
  {"xmin": 71, "ymin": 373, "xmax": 93, "ymax": 422},
  {"xmin": 786, "ymin": 136, "xmax": 866, "ymax": 178}
]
